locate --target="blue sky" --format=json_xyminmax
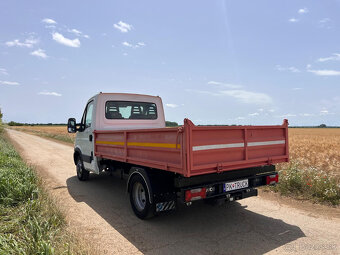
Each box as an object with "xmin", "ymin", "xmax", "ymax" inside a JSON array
[{"xmin": 0, "ymin": 0, "xmax": 340, "ymax": 126}]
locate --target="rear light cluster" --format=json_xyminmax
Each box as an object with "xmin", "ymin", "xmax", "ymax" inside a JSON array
[
  {"xmin": 266, "ymin": 174, "xmax": 279, "ymax": 185},
  {"xmin": 185, "ymin": 188, "xmax": 206, "ymax": 202},
  {"xmin": 185, "ymin": 186, "xmax": 215, "ymax": 202}
]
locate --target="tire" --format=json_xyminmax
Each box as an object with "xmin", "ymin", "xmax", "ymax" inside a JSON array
[
  {"xmin": 76, "ymin": 157, "xmax": 89, "ymax": 181},
  {"xmin": 129, "ymin": 174, "xmax": 155, "ymax": 219}
]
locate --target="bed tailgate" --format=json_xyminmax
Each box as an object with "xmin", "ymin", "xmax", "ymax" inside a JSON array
[{"xmin": 185, "ymin": 119, "xmax": 289, "ymax": 177}]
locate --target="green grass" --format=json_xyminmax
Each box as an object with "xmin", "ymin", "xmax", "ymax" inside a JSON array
[
  {"xmin": 0, "ymin": 128, "xmax": 81, "ymax": 254},
  {"xmin": 271, "ymin": 160, "xmax": 340, "ymax": 206}
]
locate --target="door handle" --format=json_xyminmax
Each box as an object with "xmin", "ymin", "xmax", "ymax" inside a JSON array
[{"xmin": 89, "ymin": 135, "xmax": 93, "ymax": 141}]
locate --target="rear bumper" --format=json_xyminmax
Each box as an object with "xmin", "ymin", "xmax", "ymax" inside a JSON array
[
  {"xmin": 211, "ymin": 187, "xmax": 258, "ymax": 203},
  {"xmin": 175, "ymin": 165, "xmax": 275, "ymax": 188},
  {"xmin": 178, "ymin": 170, "xmax": 278, "ymax": 203}
]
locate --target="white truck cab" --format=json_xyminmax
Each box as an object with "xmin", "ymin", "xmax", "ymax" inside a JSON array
[{"xmin": 68, "ymin": 92, "xmax": 165, "ymax": 175}]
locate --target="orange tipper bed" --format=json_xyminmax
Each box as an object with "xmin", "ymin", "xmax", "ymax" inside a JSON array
[{"xmin": 94, "ymin": 118, "xmax": 289, "ymax": 177}]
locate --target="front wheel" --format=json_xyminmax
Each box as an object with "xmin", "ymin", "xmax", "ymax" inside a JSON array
[
  {"xmin": 76, "ymin": 158, "xmax": 89, "ymax": 181},
  {"xmin": 129, "ymin": 174, "xmax": 155, "ymax": 219}
]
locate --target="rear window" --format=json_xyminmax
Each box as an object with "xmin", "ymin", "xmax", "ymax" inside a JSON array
[{"xmin": 105, "ymin": 101, "xmax": 158, "ymax": 120}]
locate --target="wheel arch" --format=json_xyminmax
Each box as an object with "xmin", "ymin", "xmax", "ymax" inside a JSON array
[
  {"xmin": 127, "ymin": 167, "xmax": 153, "ymax": 204},
  {"xmin": 73, "ymin": 148, "xmax": 82, "ymax": 165}
]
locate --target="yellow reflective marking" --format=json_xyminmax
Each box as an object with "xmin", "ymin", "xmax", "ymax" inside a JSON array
[
  {"xmin": 96, "ymin": 141, "xmax": 124, "ymax": 146},
  {"xmin": 127, "ymin": 142, "xmax": 180, "ymax": 149},
  {"xmin": 96, "ymin": 141, "xmax": 180, "ymax": 149}
]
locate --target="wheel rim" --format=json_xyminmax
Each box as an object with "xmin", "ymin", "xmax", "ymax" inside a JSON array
[
  {"xmin": 77, "ymin": 161, "xmax": 82, "ymax": 177},
  {"xmin": 132, "ymin": 182, "xmax": 146, "ymax": 211}
]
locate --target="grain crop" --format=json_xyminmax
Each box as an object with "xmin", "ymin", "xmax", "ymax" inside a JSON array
[{"xmin": 287, "ymin": 128, "xmax": 340, "ymax": 179}]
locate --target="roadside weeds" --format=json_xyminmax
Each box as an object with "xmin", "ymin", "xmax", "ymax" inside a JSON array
[
  {"xmin": 0, "ymin": 128, "xmax": 87, "ymax": 254},
  {"xmin": 270, "ymin": 160, "xmax": 340, "ymax": 206}
]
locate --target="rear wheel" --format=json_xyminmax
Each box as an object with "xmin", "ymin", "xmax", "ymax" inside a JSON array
[
  {"xmin": 76, "ymin": 157, "xmax": 89, "ymax": 181},
  {"xmin": 129, "ymin": 174, "xmax": 155, "ymax": 219}
]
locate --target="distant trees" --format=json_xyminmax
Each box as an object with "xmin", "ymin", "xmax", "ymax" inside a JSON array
[
  {"xmin": 8, "ymin": 121, "xmax": 24, "ymax": 126},
  {"xmin": 319, "ymin": 124, "xmax": 327, "ymax": 128},
  {"xmin": 7, "ymin": 122, "xmax": 66, "ymax": 126},
  {"xmin": 0, "ymin": 108, "xmax": 2, "ymax": 123},
  {"xmin": 165, "ymin": 121, "xmax": 179, "ymax": 127}
]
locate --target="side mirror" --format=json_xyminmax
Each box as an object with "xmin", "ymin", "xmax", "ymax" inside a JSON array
[{"xmin": 67, "ymin": 118, "xmax": 77, "ymax": 133}]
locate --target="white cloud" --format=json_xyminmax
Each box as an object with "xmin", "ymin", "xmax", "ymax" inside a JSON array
[
  {"xmin": 317, "ymin": 53, "xmax": 340, "ymax": 62},
  {"xmin": 25, "ymin": 38, "xmax": 39, "ymax": 45},
  {"xmin": 207, "ymin": 81, "xmax": 243, "ymax": 89},
  {"xmin": 30, "ymin": 49, "xmax": 48, "ymax": 59},
  {"xmin": 289, "ymin": 18, "xmax": 299, "ymax": 23},
  {"xmin": 38, "ymin": 91, "xmax": 62, "ymax": 96},
  {"xmin": 68, "ymin": 28, "xmax": 81, "ymax": 35},
  {"xmin": 188, "ymin": 87, "xmax": 272, "ymax": 105},
  {"xmin": 319, "ymin": 18, "xmax": 330, "ymax": 23},
  {"xmin": 318, "ymin": 18, "xmax": 331, "ymax": 29},
  {"xmin": 122, "ymin": 41, "xmax": 133, "ymax": 47},
  {"xmin": 220, "ymin": 90, "xmax": 272, "ymax": 104},
  {"xmin": 123, "ymin": 52, "xmax": 128, "ymax": 56},
  {"xmin": 236, "ymin": 117, "xmax": 245, "ymax": 120},
  {"xmin": 0, "ymin": 80, "xmax": 20, "ymax": 85},
  {"xmin": 113, "ymin": 21, "xmax": 133, "ymax": 33},
  {"xmin": 42, "ymin": 18, "xmax": 57, "ymax": 24},
  {"xmin": 45, "ymin": 25, "xmax": 56, "ymax": 29},
  {"xmin": 67, "ymin": 28, "xmax": 90, "ymax": 39},
  {"xmin": 249, "ymin": 112, "xmax": 259, "ymax": 116},
  {"xmin": 320, "ymin": 110, "xmax": 329, "ymax": 115},
  {"xmin": 52, "ymin": 32, "xmax": 80, "ymax": 48},
  {"xmin": 0, "ymin": 68, "xmax": 8, "ymax": 75},
  {"xmin": 122, "ymin": 41, "xmax": 146, "ymax": 49},
  {"xmin": 307, "ymin": 69, "xmax": 340, "ymax": 76},
  {"xmin": 301, "ymin": 113, "xmax": 314, "ymax": 117},
  {"xmin": 293, "ymin": 87, "xmax": 302, "ymax": 90},
  {"xmin": 5, "ymin": 38, "xmax": 38, "ymax": 48},
  {"xmin": 276, "ymin": 65, "xmax": 300, "ymax": 73},
  {"xmin": 298, "ymin": 8, "xmax": 308, "ymax": 14},
  {"xmin": 166, "ymin": 103, "xmax": 178, "ymax": 108},
  {"xmin": 279, "ymin": 113, "xmax": 297, "ymax": 118}
]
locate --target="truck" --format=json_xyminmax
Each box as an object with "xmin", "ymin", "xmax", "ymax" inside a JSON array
[{"xmin": 67, "ymin": 92, "xmax": 289, "ymax": 219}]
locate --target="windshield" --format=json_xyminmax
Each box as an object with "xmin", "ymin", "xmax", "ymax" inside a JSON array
[{"xmin": 105, "ymin": 101, "xmax": 157, "ymax": 120}]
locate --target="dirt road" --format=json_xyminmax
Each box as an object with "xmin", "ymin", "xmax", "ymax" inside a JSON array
[{"xmin": 6, "ymin": 129, "xmax": 340, "ymax": 255}]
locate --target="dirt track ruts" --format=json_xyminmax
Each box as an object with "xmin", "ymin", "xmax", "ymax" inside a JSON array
[{"xmin": 6, "ymin": 129, "xmax": 340, "ymax": 255}]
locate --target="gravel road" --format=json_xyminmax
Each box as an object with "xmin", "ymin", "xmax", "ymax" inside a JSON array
[{"xmin": 6, "ymin": 129, "xmax": 340, "ymax": 255}]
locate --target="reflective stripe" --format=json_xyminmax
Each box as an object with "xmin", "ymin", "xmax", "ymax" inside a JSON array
[
  {"xmin": 193, "ymin": 143, "xmax": 244, "ymax": 151},
  {"xmin": 96, "ymin": 140, "xmax": 180, "ymax": 149},
  {"xmin": 192, "ymin": 140, "xmax": 285, "ymax": 151},
  {"xmin": 127, "ymin": 142, "xmax": 180, "ymax": 149},
  {"xmin": 248, "ymin": 140, "xmax": 285, "ymax": 147}
]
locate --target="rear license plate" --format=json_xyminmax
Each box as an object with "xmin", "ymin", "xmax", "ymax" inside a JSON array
[{"xmin": 224, "ymin": 179, "xmax": 248, "ymax": 192}]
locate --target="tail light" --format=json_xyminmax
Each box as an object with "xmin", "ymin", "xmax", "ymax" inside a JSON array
[
  {"xmin": 185, "ymin": 188, "xmax": 206, "ymax": 202},
  {"xmin": 266, "ymin": 174, "xmax": 279, "ymax": 185}
]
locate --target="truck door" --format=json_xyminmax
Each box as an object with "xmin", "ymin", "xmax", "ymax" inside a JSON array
[{"xmin": 77, "ymin": 100, "xmax": 95, "ymax": 171}]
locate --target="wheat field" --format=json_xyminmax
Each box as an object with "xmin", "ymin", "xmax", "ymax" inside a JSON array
[
  {"xmin": 288, "ymin": 128, "xmax": 340, "ymax": 179},
  {"xmin": 11, "ymin": 125, "xmax": 75, "ymax": 143}
]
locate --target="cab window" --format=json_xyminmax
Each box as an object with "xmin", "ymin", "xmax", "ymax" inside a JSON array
[
  {"xmin": 105, "ymin": 101, "xmax": 157, "ymax": 120},
  {"xmin": 84, "ymin": 101, "xmax": 94, "ymax": 129}
]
